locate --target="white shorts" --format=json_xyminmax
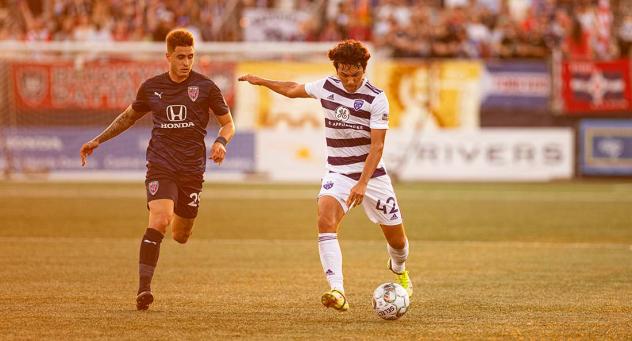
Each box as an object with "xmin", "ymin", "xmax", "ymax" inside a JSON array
[{"xmin": 317, "ymin": 171, "xmax": 403, "ymax": 226}]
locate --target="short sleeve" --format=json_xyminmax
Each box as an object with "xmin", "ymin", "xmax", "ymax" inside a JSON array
[
  {"xmin": 209, "ymin": 82, "xmax": 229, "ymax": 116},
  {"xmin": 370, "ymin": 92, "xmax": 389, "ymax": 129},
  {"xmin": 304, "ymin": 77, "xmax": 328, "ymax": 99},
  {"xmin": 131, "ymin": 81, "xmax": 150, "ymax": 113}
]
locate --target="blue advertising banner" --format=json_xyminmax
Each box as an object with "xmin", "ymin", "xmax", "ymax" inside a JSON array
[
  {"xmin": 579, "ymin": 119, "xmax": 632, "ymax": 176},
  {"xmin": 0, "ymin": 127, "xmax": 255, "ymax": 178},
  {"xmin": 482, "ymin": 61, "xmax": 550, "ymax": 111}
]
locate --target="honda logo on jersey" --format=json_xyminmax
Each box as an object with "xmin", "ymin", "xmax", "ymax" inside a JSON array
[{"xmin": 166, "ymin": 105, "xmax": 187, "ymax": 121}]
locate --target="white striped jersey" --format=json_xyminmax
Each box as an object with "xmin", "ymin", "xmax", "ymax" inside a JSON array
[{"xmin": 305, "ymin": 76, "xmax": 389, "ymax": 180}]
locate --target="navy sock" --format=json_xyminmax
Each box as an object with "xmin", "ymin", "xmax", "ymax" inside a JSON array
[{"xmin": 138, "ymin": 228, "xmax": 164, "ymax": 294}]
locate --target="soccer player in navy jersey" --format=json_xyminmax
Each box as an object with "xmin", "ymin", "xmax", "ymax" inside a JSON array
[
  {"xmin": 239, "ymin": 40, "xmax": 412, "ymax": 312},
  {"xmin": 79, "ymin": 29, "xmax": 235, "ymax": 310}
]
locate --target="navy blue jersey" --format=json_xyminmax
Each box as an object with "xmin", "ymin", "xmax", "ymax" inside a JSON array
[{"xmin": 132, "ymin": 71, "xmax": 229, "ymax": 179}]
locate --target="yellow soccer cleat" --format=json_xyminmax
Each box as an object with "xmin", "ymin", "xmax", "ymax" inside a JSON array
[
  {"xmin": 388, "ymin": 259, "xmax": 413, "ymax": 297},
  {"xmin": 321, "ymin": 289, "xmax": 349, "ymax": 312}
]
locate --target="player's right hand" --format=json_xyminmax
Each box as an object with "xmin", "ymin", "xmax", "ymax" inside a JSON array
[
  {"xmin": 79, "ymin": 140, "xmax": 99, "ymax": 167},
  {"xmin": 237, "ymin": 74, "xmax": 261, "ymax": 85},
  {"xmin": 210, "ymin": 142, "xmax": 226, "ymax": 165}
]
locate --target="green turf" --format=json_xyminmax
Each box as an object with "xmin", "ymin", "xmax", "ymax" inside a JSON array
[{"xmin": 0, "ymin": 181, "xmax": 631, "ymax": 339}]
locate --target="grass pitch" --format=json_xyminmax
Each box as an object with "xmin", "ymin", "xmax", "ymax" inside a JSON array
[{"xmin": 0, "ymin": 181, "xmax": 631, "ymax": 339}]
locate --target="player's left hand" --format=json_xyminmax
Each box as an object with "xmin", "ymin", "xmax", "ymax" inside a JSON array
[
  {"xmin": 238, "ymin": 74, "xmax": 262, "ymax": 85},
  {"xmin": 79, "ymin": 139, "xmax": 99, "ymax": 167},
  {"xmin": 210, "ymin": 142, "xmax": 226, "ymax": 165},
  {"xmin": 346, "ymin": 182, "xmax": 367, "ymax": 209}
]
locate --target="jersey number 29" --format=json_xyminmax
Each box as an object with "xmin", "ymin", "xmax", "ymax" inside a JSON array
[{"xmin": 188, "ymin": 192, "xmax": 201, "ymax": 207}]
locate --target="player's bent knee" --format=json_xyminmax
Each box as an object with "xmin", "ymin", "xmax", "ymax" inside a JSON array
[
  {"xmin": 172, "ymin": 215, "xmax": 195, "ymax": 243},
  {"xmin": 150, "ymin": 212, "xmax": 173, "ymax": 231},
  {"xmin": 317, "ymin": 215, "xmax": 337, "ymax": 232},
  {"xmin": 173, "ymin": 230, "xmax": 191, "ymax": 244}
]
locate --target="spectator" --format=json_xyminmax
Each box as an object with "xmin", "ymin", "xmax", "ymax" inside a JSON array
[
  {"xmin": 0, "ymin": 22, "xmax": 23, "ymax": 41},
  {"xmin": 128, "ymin": 24, "xmax": 148, "ymax": 41},
  {"xmin": 548, "ymin": 8, "xmax": 571, "ymax": 50},
  {"xmin": 618, "ymin": 15, "xmax": 632, "ymax": 57},
  {"xmin": 53, "ymin": 16, "xmax": 76, "ymax": 41},
  {"xmin": 497, "ymin": 22, "xmax": 520, "ymax": 59},
  {"xmin": 373, "ymin": 0, "xmax": 412, "ymax": 41},
  {"xmin": 319, "ymin": 19, "xmax": 343, "ymax": 41},
  {"xmin": 593, "ymin": 0, "xmax": 614, "ymax": 60},
  {"xmin": 20, "ymin": 1, "xmax": 51, "ymax": 41},
  {"xmin": 333, "ymin": 1, "xmax": 350, "ymax": 39},
  {"xmin": 93, "ymin": 22, "xmax": 113, "ymax": 42},
  {"xmin": 466, "ymin": 12, "xmax": 491, "ymax": 57},
  {"xmin": 0, "ymin": 0, "xmax": 622, "ymax": 60},
  {"xmin": 112, "ymin": 20, "xmax": 130, "ymax": 41},
  {"xmin": 431, "ymin": 20, "xmax": 462, "ymax": 58},
  {"xmin": 521, "ymin": 19, "xmax": 549, "ymax": 59},
  {"xmin": 73, "ymin": 14, "xmax": 96, "ymax": 41},
  {"xmin": 25, "ymin": 17, "xmax": 51, "ymax": 41},
  {"xmin": 563, "ymin": 16, "xmax": 593, "ymax": 60}
]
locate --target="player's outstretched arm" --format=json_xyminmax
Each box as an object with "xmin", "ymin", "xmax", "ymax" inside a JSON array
[
  {"xmin": 238, "ymin": 74, "xmax": 310, "ymax": 98},
  {"xmin": 79, "ymin": 105, "xmax": 147, "ymax": 166}
]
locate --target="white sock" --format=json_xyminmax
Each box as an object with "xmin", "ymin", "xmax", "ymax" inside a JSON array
[
  {"xmin": 318, "ymin": 233, "xmax": 344, "ymax": 292},
  {"xmin": 387, "ymin": 239, "xmax": 409, "ymax": 274}
]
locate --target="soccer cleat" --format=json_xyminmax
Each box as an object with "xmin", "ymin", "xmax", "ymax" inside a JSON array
[
  {"xmin": 388, "ymin": 259, "xmax": 413, "ymax": 297},
  {"xmin": 136, "ymin": 291, "xmax": 154, "ymax": 311},
  {"xmin": 321, "ymin": 289, "xmax": 349, "ymax": 312}
]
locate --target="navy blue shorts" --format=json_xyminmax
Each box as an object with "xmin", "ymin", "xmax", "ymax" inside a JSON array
[{"xmin": 145, "ymin": 176, "xmax": 203, "ymax": 219}]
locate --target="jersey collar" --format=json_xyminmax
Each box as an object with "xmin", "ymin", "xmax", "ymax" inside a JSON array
[{"xmin": 332, "ymin": 76, "xmax": 368, "ymax": 94}]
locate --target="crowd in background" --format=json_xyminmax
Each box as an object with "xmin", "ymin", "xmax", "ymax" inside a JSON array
[{"xmin": 0, "ymin": 0, "xmax": 631, "ymax": 59}]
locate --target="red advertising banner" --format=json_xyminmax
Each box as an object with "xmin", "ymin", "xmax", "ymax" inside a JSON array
[
  {"xmin": 561, "ymin": 59, "xmax": 632, "ymax": 114},
  {"xmin": 12, "ymin": 60, "xmax": 236, "ymax": 111}
]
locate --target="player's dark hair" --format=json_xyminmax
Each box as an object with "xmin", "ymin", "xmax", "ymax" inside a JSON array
[
  {"xmin": 328, "ymin": 40, "xmax": 371, "ymax": 71},
  {"xmin": 166, "ymin": 29, "xmax": 194, "ymax": 53}
]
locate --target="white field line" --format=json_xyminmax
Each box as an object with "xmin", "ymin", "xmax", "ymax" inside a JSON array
[
  {"xmin": 0, "ymin": 187, "xmax": 631, "ymax": 203},
  {"xmin": 0, "ymin": 236, "xmax": 629, "ymax": 251}
]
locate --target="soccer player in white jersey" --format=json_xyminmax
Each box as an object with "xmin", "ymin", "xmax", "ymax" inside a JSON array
[{"xmin": 239, "ymin": 40, "xmax": 412, "ymax": 312}]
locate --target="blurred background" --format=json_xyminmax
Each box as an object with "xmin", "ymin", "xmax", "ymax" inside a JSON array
[
  {"xmin": 0, "ymin": 0, "xmax": 631, "ymax": 182},
  {"xmin": 1, "ymin": 3, "xmax": 631, "ymax": 337}
]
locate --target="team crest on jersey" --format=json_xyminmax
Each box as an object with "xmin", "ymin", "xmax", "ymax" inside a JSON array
[
  {"xmin": 148, "ymin": 181, "xmax": 159, "ymax": 195},
  {"xmin": 323, "ymin": 181, "xmax": 334, "ymax": 190},
  {"xmin": 188, "ymin": 86, "xmax": 199, "ymax": 102},
  {"xmin": 382, "ymin": 113, "xmax": 389, "ymax": 121},
  {"xmin": 353, "ymin": 99, "xmax": 364, "ymax": 111},
  {"xmin": 334, "ymin": 106, "xmax": 350, "ymax": 121}
]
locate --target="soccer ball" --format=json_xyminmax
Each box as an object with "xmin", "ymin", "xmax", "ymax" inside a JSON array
[{"xmin": 372, "ymin": 282, "xmax": 410, "ymax": 320}]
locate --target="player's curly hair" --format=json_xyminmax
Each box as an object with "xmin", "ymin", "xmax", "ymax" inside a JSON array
[
  {"xmin": 328, "ymin": 40, "xmax": 371, "ymax": 71},
  {"xmin": 166, "ymin": 29, "xmax": 194, "ymax": 53}
]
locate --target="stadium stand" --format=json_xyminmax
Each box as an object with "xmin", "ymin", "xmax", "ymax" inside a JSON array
[{"xmin": 0, "ymin": 0, "xmax": 629, "ymax": 59}]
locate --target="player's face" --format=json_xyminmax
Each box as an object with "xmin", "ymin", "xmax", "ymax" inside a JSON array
[
  {"xmin": 336, "ymin": 64, "xmax": 365, "ymax": 93},
  {"xmin": 167, "ymin": 46, "xmax": 194, "ymax": 80}
]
